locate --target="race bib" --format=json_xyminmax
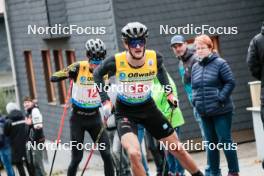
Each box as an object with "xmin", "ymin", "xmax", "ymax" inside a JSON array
[{"xmin": 71, "ymin": 83, "xmax": 101, "ymax": 108}]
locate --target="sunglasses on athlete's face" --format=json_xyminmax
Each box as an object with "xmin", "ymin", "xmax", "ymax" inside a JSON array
[
  {"xmin": 89, "ymin": 58, "xmax": 102, "ymax": 65},
  {"xmin": 128, "ymin": 39, "xmax": 146, "ymax": 48}
]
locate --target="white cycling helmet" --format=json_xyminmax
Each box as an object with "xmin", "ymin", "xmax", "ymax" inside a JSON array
[
  {"xmin": 85, "ymin": 38, "xmax": 106, "ymax": 58},
  {"xmin": 121, "ymin": 22, "xmax": 149, "ymax": 40}
]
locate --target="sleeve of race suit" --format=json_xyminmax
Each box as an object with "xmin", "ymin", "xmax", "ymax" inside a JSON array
[
  {"xmin": 156, "ymin": 52, "xmax": 173, "ymax": 95},
  {"xmin": 50, "ymin": 62, "xmax": 80, "ymax": 82},
  {"xmin": 93, "ymin": 56, "xmax": 117, "ymax": 103}
]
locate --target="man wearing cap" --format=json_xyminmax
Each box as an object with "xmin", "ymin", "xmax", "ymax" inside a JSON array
[
  {"xmin": 170, "ymin": 35, "xmax": 210, "ymax": 175},
  {"xmin": 170, "ymin": 35, "xmax": 197, "ymax": 103}
]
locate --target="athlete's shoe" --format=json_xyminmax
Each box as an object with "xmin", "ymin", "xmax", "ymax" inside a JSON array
[{"xmin": 227, "ymin": 173, "xmax": 239, "ymax": 176}]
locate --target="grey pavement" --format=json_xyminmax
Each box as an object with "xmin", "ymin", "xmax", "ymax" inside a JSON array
[
  {"xmin": 1, "ymin": 141, "xmax": 263, "ymax": 176},
  {"xmin": 48, "ymin": 141, "xmax": 264, "ymax": 176}
]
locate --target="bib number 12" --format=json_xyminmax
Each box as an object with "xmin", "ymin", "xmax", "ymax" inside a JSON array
[{"xmin": 87, "ymin": 89, "xmax": 97, "ymax": 98}]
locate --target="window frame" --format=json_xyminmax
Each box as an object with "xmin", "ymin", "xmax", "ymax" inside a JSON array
[
  {"xmin": 24, "ymin": 51, "xmax": 37, "ymax": 99},
  {"xmin": 41, "ymin": 50, "xmax": 56, "ymax": 103}
]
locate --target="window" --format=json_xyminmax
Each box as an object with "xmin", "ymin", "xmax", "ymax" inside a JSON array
[
  {"xmin": 65, "ymin": 50, "xmax": 76, "ymax": 65},
  {"xmin": 24, "ymin": 51, "xmax": 37, "ymax": 99},
  {"xmin": 43, "ymin": 0, "xmax": 69, "ymax": 39},
  {"xmin": 187, "ymin": 35, "xmax": 220, "ymax": 53},
  {"xmin": 65, "ymin": 50, "xmax": 76, "ymax": 101},
  {"xmin": 41, "ymin": 50, "xmax": 56, "ymax": 103},
  {"xmin": 53, "ymin": 50, "xmax": 67, "ymax": 104}
]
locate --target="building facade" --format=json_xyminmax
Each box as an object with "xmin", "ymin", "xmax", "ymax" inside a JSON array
[{"xmin": 5, "ymin": 0, "xmax": 264, "ymax": 142}]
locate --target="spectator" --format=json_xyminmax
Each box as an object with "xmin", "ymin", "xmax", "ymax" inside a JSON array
[
  {"xmin": 191, "ymin": 34, "xmax": 239, "ymax": 176},
  {"xmin": 5, "ymin": 102, "xmax": 33, "ymax": 176},
  {"xmin": 0, "ymin": 112, "xmax": 15, "ymax": 176},
  {"xmin": 170, "ymin": 35, "xmax": 210, "ymax": 175},
  {"xmin": 246, "ymin": 21, "xmax": 264, "ymax": 169},
  {"xmin": 23, "ymin": 97, "xmax": 46, "ymax": 176}
]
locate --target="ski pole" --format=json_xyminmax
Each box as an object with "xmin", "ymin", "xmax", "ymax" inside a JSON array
[
  {"xmin": 80, "ymin": 117, "xmax": 108, "ymax": 176},
  {"xmin": 162, "ymin": 107, "xmax": 175, "ymax": 176},
  {"xmin": 49, "ymin": 79, "xmax": 73, "ymax": 176},
  {"xmin": 119, "ymin": 144, "xmax": 123, "ymax": 176}
]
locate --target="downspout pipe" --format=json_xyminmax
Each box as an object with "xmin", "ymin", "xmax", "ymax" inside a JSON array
[{"xmin": 3, "ymin": 0, "xmax": 21, "ymax": 107}]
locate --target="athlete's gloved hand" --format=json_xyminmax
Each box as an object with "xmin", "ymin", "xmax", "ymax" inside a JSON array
[
  {"xmin": 167, "ymin": 93, "xmax": 178, "ymax": 108},
  {"xmin": 102, "ymin": 100, "xmax": 113, "ymax": 121},
  {"xmin": 192, "ymin": 170, "xmax": 204, "ymax": 176}
]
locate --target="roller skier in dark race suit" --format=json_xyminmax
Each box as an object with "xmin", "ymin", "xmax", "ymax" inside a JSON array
[{"xmin": 51, "ymin": 39, "xmax": 115, "ymax": 176}]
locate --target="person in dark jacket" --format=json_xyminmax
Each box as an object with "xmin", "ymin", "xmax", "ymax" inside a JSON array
[
  {"xmin": 5, "ymin": 102, "xmax": 34, "ymax": 176},
  {"xmin": 191, "ymin": 35, "xmax": 239, "ymax": 176},
  {"xmin": 246, "ymin": 21, "xmax": 264, "ymax": 169},
  {"xmin": 170, "ymin": 35, "xmax": 210, "ymax": 175},
  {"xmin": 246, "ymin": 22, "xmax": 264, "ymax": 122},
  {"xmin": 0, "ymin": 113, "xmax": 15, "ymax": 176}
]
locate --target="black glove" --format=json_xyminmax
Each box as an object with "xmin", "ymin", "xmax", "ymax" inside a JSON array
[
  {"xmin": 33, "ymin": 128, "xmax": 45, "ymax": 143},
  {"xmin": 192, "ymin": 171, "xmax": 204, "ymax": 176}
]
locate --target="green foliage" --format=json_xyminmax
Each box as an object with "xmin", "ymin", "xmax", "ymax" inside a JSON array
[{"xmin": 0, "ymin": 88, "xmax": 16, "ymax": 115}]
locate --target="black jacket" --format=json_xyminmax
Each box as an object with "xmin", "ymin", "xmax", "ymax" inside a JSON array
[
  {"xmin": 5, "ymin": 110, "xmax": 28, "ymax": 163},
  {"xmin": 192, "ymin": 53, "xmax": 235, "ymax": 117},
  {"xmin": 247, "ymin": 23, "xmax": 264, "ymax": 86},
  {"xmin": 178, "ymin": 48, "xmax": 198, "ymax": 85}
]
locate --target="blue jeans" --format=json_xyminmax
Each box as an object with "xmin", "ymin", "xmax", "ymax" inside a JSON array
[
  {"xmin": 166, "ymin": 127, "xmax": 185, "ymax": 175},
  {"xmin": 0, "ymin": 146, "xmax": 15, "ymax": 176},
  {"xmin": 138, "ymin": 124, "xmax": 150, "ymax": 176},
  {"xmin": 201, "ymin": 112, "xmax": 239, "ymax": 176},
  {"xmin": 193, "ymin": 108, "xmax": 211, "ymax": 176}
]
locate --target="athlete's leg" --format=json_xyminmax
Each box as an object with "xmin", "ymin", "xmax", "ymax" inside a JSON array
[
  {"xmin": 88, "ymin": 115, "xmax": 115, "ymax": 176},
  {"xmin": 117, "ymin": 116, "xmax": 146, "ymax": 176},
  {"xmin": 121, "ymin": 132, "xmax": 146, "ymax": 176},
  {"xmin": 112, "ymin": 130, "xmax": 131, "ymax": 176},
  {"xmin": 143, "ymin": 102, "xmax": 203, "ymax": 176},
  {"xmin": 67, "ymin": 114, "xmax": 85, "ymax": 176},
  {"xmin": 160, "ymin": 132, "xmax": 200, "ymax": 174}
]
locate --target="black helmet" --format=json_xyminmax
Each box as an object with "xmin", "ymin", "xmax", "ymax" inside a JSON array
[
  {"xmin": 85, "ymin": 39, "xmax": 106, "ymax": 58},
  {"xmin": 121, "ymin": 22, "xmax": 148, "ymax": 40}
]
